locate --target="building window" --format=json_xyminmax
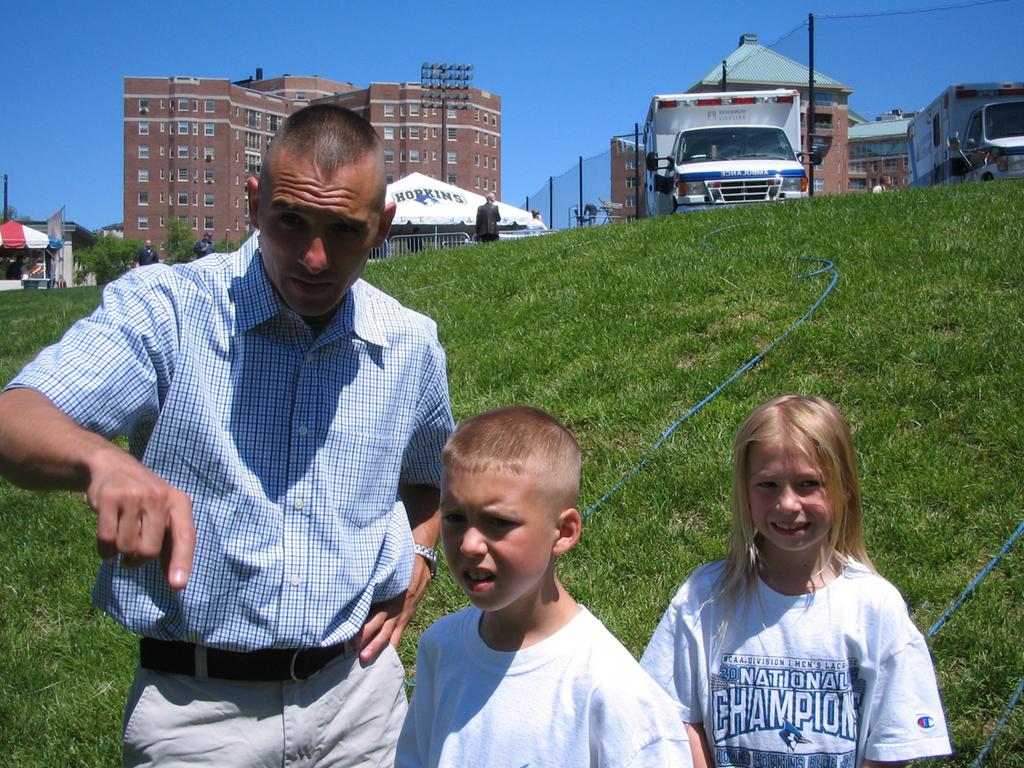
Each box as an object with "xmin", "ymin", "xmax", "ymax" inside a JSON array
[
  {"xmin": 409, "ymin": 103, "xmax": 419, "ymax": 116},
  {"xmin": 475, "ymin": 176, "xmax": 480, "ymax": 189},
  {"xmin": 447, "ymin": 174, "xmax": 457, "ymax": 185},
  {"xmin": 204, "ymin": 216, "xmax": 214, "ymax": 230},
  {"xmin": 400, "ymin": 128, "xmax": 406, "ymax": 140},
  {"xmin": 245, "ymin": 109, "xmax": 260, "ymax": 128},
  {"xmin": 204, "ymin": 122, "xmax": 215, "ymax": 136},
  {"xmin": 205, "ymin": 169, "xmax": 215, "ymax": 184},
  {"xmin": 268, "ymin": 114, "xmax": 281, "ymax": 132},
  {"xmin": 178, "ymin": 192, "xmax": 189, "ymax": 206},
  {"xmin": 448, "ymin": 127, "xmax": 457, "ymax": 141},
  {"xmin": 447, "ymin": 151, "xmax": 457, "ymax": 164},
  {"xmin": 295, "ymin": 92, "xmax": 305, "ymax": 100},
  {"xmin": 384, "ymin": 127, "xmax": 394, "ymax": 140},
  {"xmin": 474, "ymin": 153, "xmax": 480, "ymax": 166},
  {"xmin": 626, "ymin": 177, "xmax": 638, "ymax": 188},
  {"xmin": 384, "ymin": 149, "xmax": 394, "ymax": 163},
  {"xmin": 409, "ymin": 149, "xmax": 420, "ymax": 163},
  {"xmin": 138, "ymin": 145, "xmax": 149, "ymax": 159},
  {"xmin": 178, "ymin": 168, "xmax": 189, "ymax": 182},
  {"xmin": 138, "ymin": 168, "xmax": 149, "ymax": 183},
  {"xmin": 139, "ymin": 98, "xmax": 150, "ymax": 113},
  {"xmin": 177, "ymin": 144, "xmax": 189, "ymax": 158},
  {"xmin": 204, "ymin": 146, "xmax": 215, "ymax": 161},
  {"xmin": 178, "ymin": 120, "xmax": 189, "ymax": 134},
  {"xmin": 204, "ymin": 192, "xmax": 214, "ymax": 206},
  {"xmin": 192, "ymin": 121, "xmax": 199, "ymax": 135},
  {"xmin": 177, "ymin": 98, "xmax": 189, "ymax": 111},
  {"xmin": 386, "ymin": 173, "xmax": 395, "ymax": 184},
  {"xmin": 138, "ymin": 216, "xmax": 149, "ymax": 230},
  {"xmin": 138, "ymin": 121, "xmax": 150, "ymax": 135},
  {"xmin": 383, "ymin": 104, "xmax": 394, "ymax": 117},
  {"xmin": 410, "ymin": 126, "xmax": 419, "ymax": 139},
  {"xmin": 245, "ymin": 132, "xmax": 261, "ymax": 151},
  {"xmin": 813, "ymin": 178, "xmax": 825, "ymax": 192},
  {"xmin": 159, "ymin": 169, "xmax": 165, "ymax": 180},
  {"xmin": 138, "ymin": 192, "xmax": 149, "ymax": 206}
]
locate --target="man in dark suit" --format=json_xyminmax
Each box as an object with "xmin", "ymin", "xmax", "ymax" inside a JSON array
[{"xmin": 475, "ymin": 193, "xmax": 500, "ymax": 243}]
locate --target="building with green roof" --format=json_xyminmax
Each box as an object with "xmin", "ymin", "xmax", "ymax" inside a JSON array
[{"xmin": 689, "ymin": 33, "xmax": 854, "ymax": 196}]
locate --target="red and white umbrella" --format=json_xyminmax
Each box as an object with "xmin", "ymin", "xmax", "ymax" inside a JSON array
[{"xmin": 0, "ymin": 220, "xmax": 52, "ymax": 249}]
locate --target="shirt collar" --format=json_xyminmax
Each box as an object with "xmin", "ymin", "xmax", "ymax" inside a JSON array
[{"xmin": 232, "ymin": 233, "xmax": 389, "ymax": 348}]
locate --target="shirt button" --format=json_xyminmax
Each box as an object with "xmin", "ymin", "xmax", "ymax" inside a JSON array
[
  {"xmin": 304, "ymin": 353, "xmax": 314, "ymax": 364},
  {"xmin": 290, "ymin": 575, "xmax": 300, "ymax": 586},
  {"xmin": 298, "ymin": 425, "xmax": 308, "ymax": 437},
  {"xmin": 294, "ymin": 499, "xmax": 304, "ymax": 510}
]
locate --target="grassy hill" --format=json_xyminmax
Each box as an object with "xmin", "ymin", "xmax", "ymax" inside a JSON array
[{"xmin": 1, "ymin": 181, "xmax": 1021, "ymax": 765}]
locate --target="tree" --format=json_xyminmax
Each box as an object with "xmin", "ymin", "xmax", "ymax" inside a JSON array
[
  {"xmin": 74, "ymin": 237, "xmax": 140, "ymax": 285},
  {"xmin": 162, "ymin": 218, "xmax": 196, "ymax": 265}
]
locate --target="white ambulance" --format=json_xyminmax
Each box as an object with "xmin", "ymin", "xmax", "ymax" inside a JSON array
[
  {"xmin": 644, "ymin": 89, "xmax": 813, "ymax": 216},
  {"xmin": 908, "ymin": 82, "xmax": 1024, "ymax": 186}
]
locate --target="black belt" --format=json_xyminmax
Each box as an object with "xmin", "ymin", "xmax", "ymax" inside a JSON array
[{"xmin": 140, "ymin": 637, "xmax": 356, "ymax": 682}]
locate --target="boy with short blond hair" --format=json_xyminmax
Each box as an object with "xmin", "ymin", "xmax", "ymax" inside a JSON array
[{"xmin": 397, "ymin": 406, "xmax": 693, "ymax": 767}]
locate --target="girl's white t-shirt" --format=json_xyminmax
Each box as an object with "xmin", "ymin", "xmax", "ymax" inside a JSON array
[{"xmin": 641, "ymin": 559, "xmax": 952, "ymax": 766}]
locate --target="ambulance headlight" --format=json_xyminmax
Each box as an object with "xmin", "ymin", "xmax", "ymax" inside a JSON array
[
  {"xmin": 998, "ymin": 154, "xmax": 1024, "ymax": 172},
  {"xmin": 681, "ymin": 181, "xmax": 705, "ymax": 196},
  {"xmin": 780, "ymin": 177, "xmax": 804, "ymax": 193}
]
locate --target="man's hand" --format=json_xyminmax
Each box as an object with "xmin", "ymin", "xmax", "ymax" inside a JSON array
[
  {"xmin": 0, "ymin": 388, "xmax": 195, "ymax": 591},
  {"xmin": 87, "ymin": 446, "xmax": 196, "ymax": 590},
  {"xmin": 353, "ymin": 556, "xmax": 433, "ymax": 664}
]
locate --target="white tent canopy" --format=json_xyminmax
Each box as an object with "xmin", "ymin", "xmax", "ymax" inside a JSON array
[{"xmin": 386, "ymin": 173, "xmax": 532, "ymax": 227}]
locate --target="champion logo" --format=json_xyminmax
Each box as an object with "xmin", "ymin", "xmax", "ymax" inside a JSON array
[{"xmin": 917, "ymin": 715, "xmax": 936, "ymax": 729}]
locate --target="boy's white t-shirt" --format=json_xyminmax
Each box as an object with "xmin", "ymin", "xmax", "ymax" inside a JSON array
[
  {"xmin": 641, "ymin": 559, "xmax": 952, "ymax": 767},
  {"xmin": 397, "ymin": 605, "xmax": 693, "ymax": 767}
]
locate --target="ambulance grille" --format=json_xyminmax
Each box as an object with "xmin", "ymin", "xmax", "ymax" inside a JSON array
[{"xmin": 716, "ymin": 178, "xmax": 775, "ymax": 202}]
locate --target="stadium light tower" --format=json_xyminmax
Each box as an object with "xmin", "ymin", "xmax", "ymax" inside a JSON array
[{"xmin": 420, "ymin": 63, "xmax": 473, "ymax": 184}]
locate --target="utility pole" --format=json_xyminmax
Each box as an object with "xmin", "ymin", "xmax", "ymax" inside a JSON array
[
  {"xmin": 2, "ymin": 174, "xmax": 8, "ymax": 222},
  {"xmin": 808, "ymin": 13, "xmax": 817, "ymax": 197}
]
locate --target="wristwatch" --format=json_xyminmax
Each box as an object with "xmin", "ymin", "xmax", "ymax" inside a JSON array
[{"xmin": 414, "ymin": 544, "xmax": 439, "ymax": 578}]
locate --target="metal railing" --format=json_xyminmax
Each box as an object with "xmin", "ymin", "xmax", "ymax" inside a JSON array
[{"xmin": 370, "ymin": 232, "xmax": 474, "ymax": 260}]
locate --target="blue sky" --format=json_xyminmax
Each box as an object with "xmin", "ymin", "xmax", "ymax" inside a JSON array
[{"xmin": 2, "ymin": 0, "xmax": 1021, "ymax": 231}]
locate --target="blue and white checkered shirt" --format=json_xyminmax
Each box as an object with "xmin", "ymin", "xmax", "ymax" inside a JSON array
[{"xmin": 9, "ymin": 234, "xmax": 453, "ymax": 651}]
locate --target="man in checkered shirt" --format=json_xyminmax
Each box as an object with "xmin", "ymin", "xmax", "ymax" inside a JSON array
[{"xmin": 0, "ymin": 104, "xmax": 454, "ymax": 767}]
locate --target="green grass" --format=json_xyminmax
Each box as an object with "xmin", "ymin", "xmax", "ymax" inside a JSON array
[{"xmin": 2, "ymin": 181, "xmax": 1022, "ymax": 765}]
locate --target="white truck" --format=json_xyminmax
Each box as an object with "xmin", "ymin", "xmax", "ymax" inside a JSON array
[
  {"xmin": 908, "ymin": 82, "xmax": 1024, "ymax": 186},
  {"xmin": 644, "ymin": 89, "xmax": 814, "ymax": 215}
]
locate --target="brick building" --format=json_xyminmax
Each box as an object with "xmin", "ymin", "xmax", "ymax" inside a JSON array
[
  {"xmin": 847, "ymin": 111, "xmax": 913, "ymax": 192},
  {"xmin": 609, "ymin": 137, "xmax": 645, "ymax": 221},
  {"xmin": 123, "ymin": 72, "xmax": 501, "ymax": 244},
  {"xmin": 325, "ymin": 82, "xmax": 502, "ymax": 195}
]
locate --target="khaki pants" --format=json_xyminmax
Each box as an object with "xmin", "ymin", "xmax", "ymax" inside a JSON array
[{"xmin": 122, "ymin": 644, "xmax": 408, "ymax": 768}]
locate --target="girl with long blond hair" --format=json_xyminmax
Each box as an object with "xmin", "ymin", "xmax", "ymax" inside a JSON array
[{"xmin": 642, "ymin": 395, "xmax": 952, "ymax": 768}]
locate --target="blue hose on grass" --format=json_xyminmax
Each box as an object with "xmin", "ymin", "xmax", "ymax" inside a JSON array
[{"xmin": 583, "ymin": 255, "xmax": 838, "ymax": 520}]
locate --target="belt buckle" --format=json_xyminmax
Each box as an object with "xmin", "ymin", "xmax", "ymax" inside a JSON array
[{"xmin": 289, "ymin": 648, "xmax": 307, "ymax": 682}]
